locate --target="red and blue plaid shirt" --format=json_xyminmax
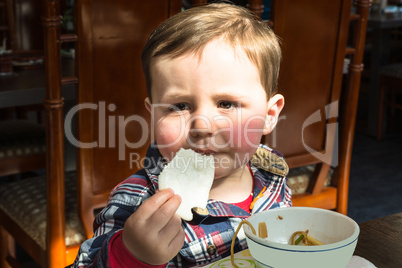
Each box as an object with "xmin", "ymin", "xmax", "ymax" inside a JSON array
[{"xmin": 73, "ymin": 144, "xmax": 292, "ymax": 267}]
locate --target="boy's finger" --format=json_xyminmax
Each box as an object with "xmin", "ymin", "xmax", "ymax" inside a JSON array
[
  {"xmin": 136, "ymin": 188, "xmax": 175, "ymax": 220},
  {"xmin": 148, "ymin": 193, "xmax": 182, "ymax": 230},
  {"xmin": 159, "ymin": 213, "xmax": 184, "ymax": 243},
  {"xmin": 168, "ymin": 226, "xmax": 185, "ymax": 255}
]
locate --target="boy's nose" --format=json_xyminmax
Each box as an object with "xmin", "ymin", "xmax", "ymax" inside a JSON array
[
  {"xmin": 189, "ymin": 114, "xmax": 212, "ymax": 138},
  {"xmin": 189, "ymin": 110, "xmax": 216, "ymax": 138}
]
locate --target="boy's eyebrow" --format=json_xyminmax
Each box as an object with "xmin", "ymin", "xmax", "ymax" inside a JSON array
[
  {"xmin": 159, "ymin": 91, "xmax": 246, "ymax": 103},
  {"xmin": 158, "ymin": 91, "xmax": 190, "ymax": 103},
  {"xmin": 211, "ymin": 93, "xmax": 245, "ymax": 101}
]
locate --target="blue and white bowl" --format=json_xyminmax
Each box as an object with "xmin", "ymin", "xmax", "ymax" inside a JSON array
[{"xmin": 244, "ymin": 207, "xmax": 359, "ymax": 268}]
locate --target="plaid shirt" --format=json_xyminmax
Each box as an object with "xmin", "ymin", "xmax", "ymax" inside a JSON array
[{"xmin": 73, "ymin": 144, "xmax": 292, "ymax": 267}]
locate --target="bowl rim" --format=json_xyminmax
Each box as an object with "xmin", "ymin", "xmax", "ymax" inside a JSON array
[{"xmin": 244, "ymin": 207, "xmax": 360, "ymax": 252}]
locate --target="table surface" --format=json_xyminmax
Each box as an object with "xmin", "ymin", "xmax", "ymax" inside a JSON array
[
  {"xmin": 354, "ymin": 212, "xmax": 402, "ymax": 267},
  {"xmin": 368, "ymin": 12, "xmax": 402, "ymax": 29},
  {"xmin": 365, "ymin": 12, "xmax": 402, "ymax": 136},
  {"xmin": 0, "ymin": 59, "xmax": 76, "ymax": 109}
]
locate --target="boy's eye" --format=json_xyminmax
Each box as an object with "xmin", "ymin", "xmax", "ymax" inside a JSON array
[
  {"xmin": 218, "ymin": 101, "xmax": 239, "ymax": 109},
  {"xmin": 169, "ymin": 103, "xmax": 190, "ymax": 112}
]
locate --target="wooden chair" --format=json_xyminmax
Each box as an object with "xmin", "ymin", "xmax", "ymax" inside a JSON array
[
  {"xmin": 262, "ymin": 0, "xmax": 371, "ymax": 215},
  {"xmin": 0, "ymin": 0, "xmax": 17, "ymax": 52},
  {"xmin": 376, "ymin": 63, "xmax": 402, "ymax": 140},
  {"xmin": 0, "ymin": 0, "xmax": 44, "ymax": 69},
  {"xmin": 0, "ymin": 0, "xmax": 46, "ymax": 178},
  {"xmin": 0, "ymin": 119, "xmax": 46, "ymax": 177},
  {"xmin": 0, "ymin": 0, "xmax": 181, "ymax": 267}
]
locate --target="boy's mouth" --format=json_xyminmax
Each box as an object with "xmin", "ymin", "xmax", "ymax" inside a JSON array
[{"xmin": 193, "ymin": 149, "xmax": 215, "ymax": 156}]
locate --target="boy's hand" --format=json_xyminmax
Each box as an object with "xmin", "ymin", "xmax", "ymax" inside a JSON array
[{"xmin": 122, "ymin": 189, "xmax": 185, "ymax": 265}]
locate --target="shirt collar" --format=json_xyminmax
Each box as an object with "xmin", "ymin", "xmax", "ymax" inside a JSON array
[{"xmin": 143, "ymin": 144, "xmax": 287, "ymax": 219}]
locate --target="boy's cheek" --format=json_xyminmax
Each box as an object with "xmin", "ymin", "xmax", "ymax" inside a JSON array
[
  {"xmin": 232, "ymin": 119, "xmax": 265, "ymax": 149},
  {"xmin": 154, "ymin": 124, "xmax": 187, "ymax": 160}
]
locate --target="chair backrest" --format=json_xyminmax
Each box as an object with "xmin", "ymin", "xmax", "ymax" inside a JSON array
[
  {"xmin": 74, "ymin": 0, "xmax": 181, "ymax": 238},
  {"xmin": 262, "ymin": 0, "xmax": 370, "ymax": 214},
  {"xmin": 266, "ymin": 0, "xmax": 348, "ymax": 164},
  {"xmin": 43, "ymin": 0, "xmax": 182, "ymax": 266}
]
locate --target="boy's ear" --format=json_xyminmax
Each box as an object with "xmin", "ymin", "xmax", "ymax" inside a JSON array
[
  {"xmin": 263, "ymin": 94, "xmax": 285, "ymax": 135},
  {"xmin": 145, "ymin": 97, "xmax": 151, "ymax": 113}
]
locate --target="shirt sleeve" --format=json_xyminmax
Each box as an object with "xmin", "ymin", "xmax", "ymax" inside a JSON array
[
  {"xmin": 72, "ymin": 173, "xmax": 155, "ymax": 268},
  {"xmin": 109, "ymin": 230, "xmax": 167, "ymax": 268}
]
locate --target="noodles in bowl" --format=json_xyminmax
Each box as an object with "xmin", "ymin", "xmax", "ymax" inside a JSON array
[{"xmin": 240, "ymin": 207, "xmax": 359, "ymax": 268}]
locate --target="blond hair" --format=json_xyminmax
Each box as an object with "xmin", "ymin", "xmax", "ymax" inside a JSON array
[{"xmin": 141, "ymin": 3, "xmax": 281, "ymax": 101}]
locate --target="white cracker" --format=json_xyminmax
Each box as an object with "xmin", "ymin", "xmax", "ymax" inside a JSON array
[{"xmin": 158, "ymin": 148, "xmax": 215, "ymax": 221}]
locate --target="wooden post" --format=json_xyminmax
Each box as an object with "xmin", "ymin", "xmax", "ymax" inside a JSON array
[
  {"xmin": 41, "ymin": 0, "xmax": 66, "ymax": 266},
  {"xmin": 192, "ymin": 0, "xmax": 207, "ymax": 7},
  {"xmin": 337, "ymin": 0, "xmax": 372, "ymax": 215},
  {"xmin": 248, "ymin": 0, "xmax": 264, "ymax": 20}
]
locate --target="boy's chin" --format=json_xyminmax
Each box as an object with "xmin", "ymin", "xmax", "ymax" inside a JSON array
[{"xmin": 212, "ymin": 166, "xmax": 244, "ymax": 181}]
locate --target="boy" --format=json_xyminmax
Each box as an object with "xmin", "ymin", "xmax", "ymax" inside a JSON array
[{"xmin": 73, "ymin": 3, "xmax": 291, "ymax": 267}]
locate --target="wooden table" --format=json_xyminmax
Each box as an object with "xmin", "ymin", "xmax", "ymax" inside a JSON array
[
  {"xmin": 366, "ymin": 12, "xmax": 402, "ymax": 135},
  {"xmin": 0, "ymin": 59, "xmax": 76, "ymax": 109},
  {"xmin": 354, "ymin": 212, "xmax": 402, "ymax": 267}
]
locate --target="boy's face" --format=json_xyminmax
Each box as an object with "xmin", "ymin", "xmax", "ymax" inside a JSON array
[{"xmin": 145, "ymin": 40, "xmax": 283, "ymax": 180}]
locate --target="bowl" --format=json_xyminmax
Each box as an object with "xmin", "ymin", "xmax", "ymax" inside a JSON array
[{"xmin": 243, "ymin": 207, "xmax": 359, "ymax": 268}]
